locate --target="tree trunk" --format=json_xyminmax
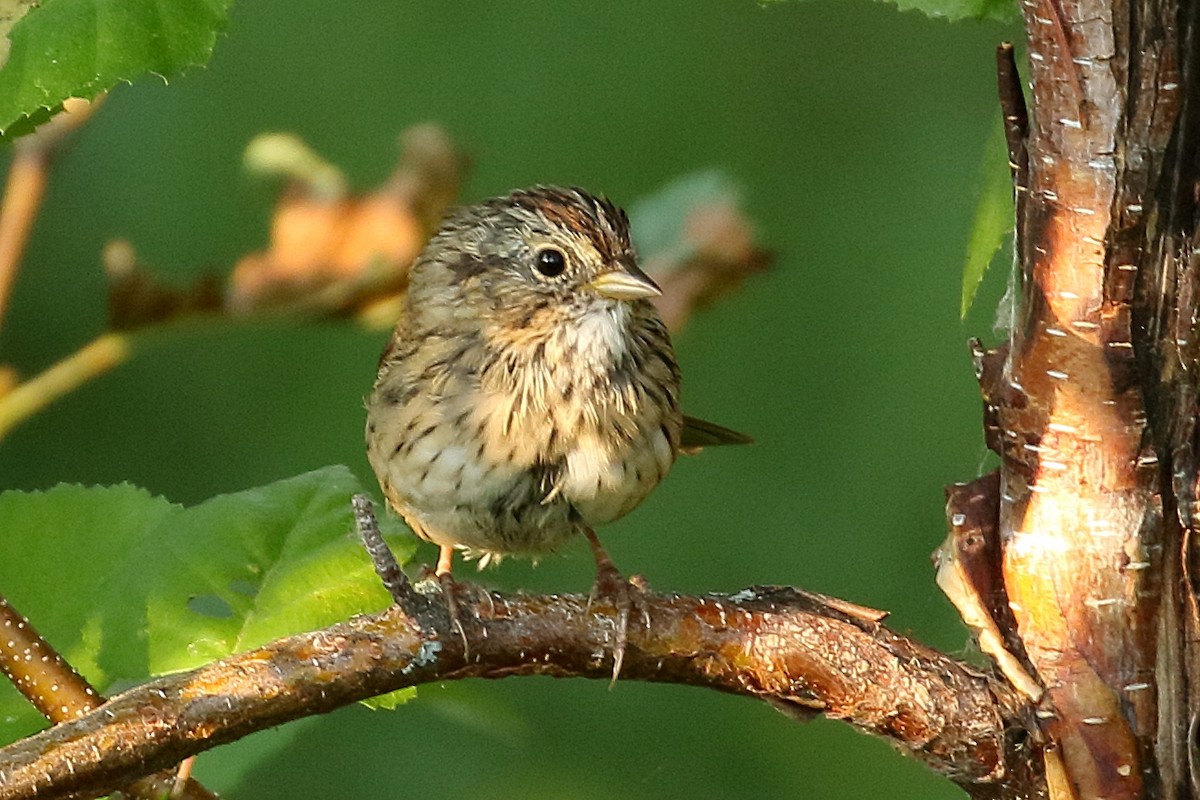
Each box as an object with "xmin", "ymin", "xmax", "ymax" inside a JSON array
[{"xmin": 964, "ymin": 1, "xmax": 1200, "ymax": 797}]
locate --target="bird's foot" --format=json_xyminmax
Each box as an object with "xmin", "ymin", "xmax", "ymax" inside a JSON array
[
  {"xmin": 417, "ymin": 548, "xmax": 471, "ymax": 659},
  {"xmin": 437, "ymin": 571, "xmax": 471, "ymax": 658},
  {"xmin": 587, "ymin": 554, "xmax": 651, "ymax": 685}
]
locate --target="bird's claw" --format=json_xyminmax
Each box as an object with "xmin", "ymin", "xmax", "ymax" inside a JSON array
[
  {"xmin": 589, "ymin": 565, "xmax": 650, "ymax": 685},
  {"xmin": 434, "ymin": 571, "xmax": 470, "ymax": 659}
]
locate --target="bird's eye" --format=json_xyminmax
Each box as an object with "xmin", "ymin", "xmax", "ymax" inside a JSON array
[{"xmin": 534, "ymin": 247, "xmax": 567, "ymax": 278}]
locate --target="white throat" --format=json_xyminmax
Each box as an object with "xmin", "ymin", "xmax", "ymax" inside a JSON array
[{"xmin": 563, "ymin": 301, "xmax": 632, "ymax": 363}]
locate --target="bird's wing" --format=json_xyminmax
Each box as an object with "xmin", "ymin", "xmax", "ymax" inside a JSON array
[{"xmin": 679, "ymin": 415, "xmax": 753, "ymax": 454}]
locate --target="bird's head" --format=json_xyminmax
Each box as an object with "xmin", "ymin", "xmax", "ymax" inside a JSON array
[{"xmin": 407, "ymin": 186, "xmax": 660, "ymax": 331}]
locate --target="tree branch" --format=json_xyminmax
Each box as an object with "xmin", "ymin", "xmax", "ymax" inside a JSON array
[{"xmin": 0, "ymin": 581, "xmax": 1035, "ymax": 800}]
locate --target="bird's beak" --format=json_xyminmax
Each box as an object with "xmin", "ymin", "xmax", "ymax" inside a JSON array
[{"xmin": 587, "ymin": 262, "xmax": 662, "ymax": 301}]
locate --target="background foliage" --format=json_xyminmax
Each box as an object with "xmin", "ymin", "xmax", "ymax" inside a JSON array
[{"xmin": 0, "ymin": 1, "xmax": 1016, "ymax": 797}]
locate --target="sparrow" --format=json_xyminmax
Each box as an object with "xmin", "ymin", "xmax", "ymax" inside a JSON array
[{"xmin": 365, "ymin": 185, "xmax": 748, "ymax": 672}]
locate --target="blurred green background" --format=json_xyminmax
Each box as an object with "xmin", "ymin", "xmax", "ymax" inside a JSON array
[{"xmin": 0, "ymin": 1, "xmax": 1017, "ymax": 797}]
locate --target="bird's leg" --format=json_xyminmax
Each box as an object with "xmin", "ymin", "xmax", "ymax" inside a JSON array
[
  {"xmin": 170, "ymin": 756, "xmax": 196, "ymax": 799},
  {"xmin": 435, "ymin": 544, "xmax": 455, "ymax": 576},
  {"xmin": 435, "ymin": 544, "xmax": 470, "ymax": 657},
  {"xmin": 583, "ymin": 527, "xmax": 649, "ymax": 684}
]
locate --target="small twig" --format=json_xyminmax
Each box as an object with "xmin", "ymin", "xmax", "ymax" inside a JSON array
[
  {"xmin": 352, "ymin": 493, "xmax": 414, "ymax": 608},
  {"xmin": 0, "ymin": 332, "xmax": 131, "ymax": 440},
  {"xmin": 0, "ymin": 594, "xmax": 101, "ymax": 722},
  {"xmin": 0, "ymin": 594, "xmax": 218, "ymax": 800},
  {"xmin": 995, "ymin": 43, "xmax": 1029, "ymax": 243},
  {"xmin": 0, "ymin": 98, "xmax": 103, "ymax": 339}
]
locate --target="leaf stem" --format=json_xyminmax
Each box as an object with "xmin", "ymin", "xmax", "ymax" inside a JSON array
[{"xmin": 0, "ymin": 97, "xmax": 103, "ymax": 339}]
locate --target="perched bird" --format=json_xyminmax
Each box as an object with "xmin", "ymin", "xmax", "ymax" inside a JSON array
[{"xmin": 365, "ymin": 185, "xmax": 747, "ymax": 669}]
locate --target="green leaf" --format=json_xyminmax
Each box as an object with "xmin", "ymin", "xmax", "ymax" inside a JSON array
[
  {"xmin": 960, "ymin": 122, "xmax": 1014, "ymax": 317},
  {"xmin": 0, "ymin": 0, "xmax": 233, "ymax": 136},
  {"xmin": 759, "ymin": 0, "xmax": 1015, "ymax": 22},
  {"xmin": 0, "ymin": 466, "xmax": 416, "ymax": 743}
]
